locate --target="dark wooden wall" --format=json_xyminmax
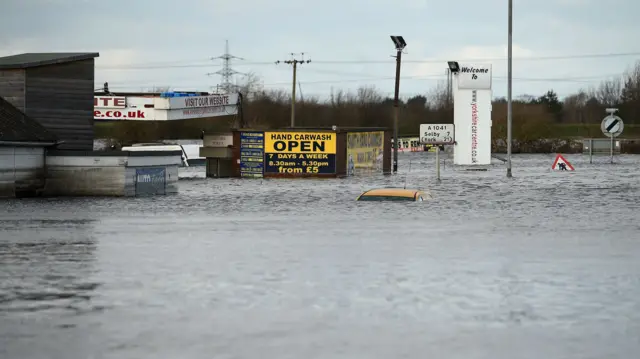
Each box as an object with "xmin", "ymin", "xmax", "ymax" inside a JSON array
[
  {"xmin": 25, "ymin": 59, "xmax": 95, "ymax": 150},
  {"xmin": 383, "ymin": 130, "xmax": 392, "ymax": 174},
  {"xmin": 335, "ymin": 132, "xmax": 347, "ymax": 177},
  {"xmin": 231, "ymin": 130, "xmax": 241, "ymax": 177},
  {"xmin": 0, "ymin": 70, "xmax": 26, "ymax": 111}
]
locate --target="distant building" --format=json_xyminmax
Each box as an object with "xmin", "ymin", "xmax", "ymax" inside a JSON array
[
  {"xmin": 0, "ymin": 96, "xmax": 58, "ymax": 198},
  {"xmin": 0, "ymin": 52, "xmax": 100, "ymax": 150},
  {"xmin": 92, "ymin": 91, "xmax": 240, "ymax": 122}
]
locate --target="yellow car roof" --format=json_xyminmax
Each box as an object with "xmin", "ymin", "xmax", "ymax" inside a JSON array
[{"xmin": 359, "ymin": 188, "xmax": 423, "ymax": 198}]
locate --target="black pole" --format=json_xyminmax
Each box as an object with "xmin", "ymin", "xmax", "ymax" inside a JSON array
[
  {"xmin": 238, "ymin": 92, "xmax": 245, "ymax": 129},
  {"xmin": 392, "ymin": 49, "xmax": 402, "ymax": 173}
]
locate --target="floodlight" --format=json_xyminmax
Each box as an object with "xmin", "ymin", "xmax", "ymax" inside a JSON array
[
  {"xmin": 390, "ymin": 36, "xmax": 407, "ymax": 50},
  {"xmin": 447, "ymin": 61, "xmax": 459, "ymax": 73}
]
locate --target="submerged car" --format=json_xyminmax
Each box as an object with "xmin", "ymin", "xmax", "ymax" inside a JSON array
[{"xmin": 356, "ymin": 188, "xmax": 429, "ymax": 202}]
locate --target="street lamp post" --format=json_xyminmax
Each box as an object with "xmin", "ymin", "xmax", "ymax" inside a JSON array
[
  {"xmin": 390, "ymin": 35, "xmax": 406, "ymax": 173},
  {"xmin": 506, "ymin": 0, "xmax": 513, "ymax": 178}
]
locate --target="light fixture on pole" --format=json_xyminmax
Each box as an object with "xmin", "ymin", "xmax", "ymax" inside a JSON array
[
  {"xmin": 506, "ymin": 0, "xmax": 513, "ymax": 178},
  {"xmin": 447, "ymin": 61, "xmax": 459, "ymax": 105},
  {"xmin": 390, "ymin": 35, "xmax": 406, "ymax": 173},
  {"xmin": 447, "ymin": 61, "xmax": 460, "ymax": 73}
]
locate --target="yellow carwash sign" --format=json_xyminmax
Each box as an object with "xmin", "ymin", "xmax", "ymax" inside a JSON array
[
  {"xmin": 264, "ymin": 132, "xmax": 336, "ymax": 174},
  {"xmin": 346, "ymin": 131, "xmax": 384, "ymax": 176}
]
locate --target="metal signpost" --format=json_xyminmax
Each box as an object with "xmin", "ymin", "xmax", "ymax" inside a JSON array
[
  {"xmin": 419, "ymin": 124, "xmax": 455, "ymax": 182},
  {"xmin": 600, "ymin": 108, "xmax": 624, "ymax": 164}
]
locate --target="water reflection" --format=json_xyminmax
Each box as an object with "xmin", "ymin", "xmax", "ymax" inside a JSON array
[{"xmin": 0, "ymin": 218, "xmax": 101, "ymax": 315}]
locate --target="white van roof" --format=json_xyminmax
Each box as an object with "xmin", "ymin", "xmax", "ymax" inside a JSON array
[
  {"xmin": 122, "ymin": 144, "xmax": 183, "ymax": 151},
  {"xmin": 120, "ymin": 143, "xmax": 204, "ymax": 161}
]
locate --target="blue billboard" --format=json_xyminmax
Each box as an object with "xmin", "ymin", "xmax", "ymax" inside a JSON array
[
  {"xmin": 135, "ymin": 167, "xmax": 166, "ymax": 195},
  {"xmin": 239, "ymin": 131, "xmax": 264, "ymax": 178}
]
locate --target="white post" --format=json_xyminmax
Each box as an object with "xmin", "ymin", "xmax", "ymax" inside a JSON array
[
  {"xmin": 610, "ymin": 135, "xmax": 614, "ymax": 164},
  {"xmin": 435, "ymin": 146, "xmax": 441, "ymax": 182},
  {"xmin": 589, "ymin": 138, "xmax": 593, "ymax": 164},
  {"xmin": 506, "ymin": 0, "xmax": 513, "ymax": 178}
]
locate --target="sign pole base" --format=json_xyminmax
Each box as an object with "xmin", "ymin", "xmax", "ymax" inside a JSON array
[
  {"xmin": 435, "ymin": 146, "xmax": 441, "ymax": 182},
  {"xmin": 610, "ymin": 135, "xmax": 614, "ymax": 164}
]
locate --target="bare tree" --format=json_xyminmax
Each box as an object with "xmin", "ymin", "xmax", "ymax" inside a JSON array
[
  {"xmin": 425, "ymin": 81, "xmax": 449, "ymax": 110},
  {"xmin": 595, "ymin": 77, "xmax": 622, "ymax": 106},
  {"xmin": 562, "ymin": 90, "xmax": 589, "ymax": 123},
  {"xmin": 236, "ymin": 71, "xmax": 263, "ymax": 100},
  {"xmin": 330, "ymin": 87, "xmax": 346, "ymax": 107},
  {"xmin": 356, "ymin": 85, "xmax": 383, "ymax": 106}
]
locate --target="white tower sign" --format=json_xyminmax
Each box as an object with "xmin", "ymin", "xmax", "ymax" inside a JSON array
[{"xmin": 450, "ymin": 63, "xmax": 493, "ymax": 166}]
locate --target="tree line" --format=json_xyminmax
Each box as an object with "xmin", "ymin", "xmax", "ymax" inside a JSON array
[
  {"xmin": 96, "ymin": 61, "xmax": 640, "ymax": 152},
  {"xmin": 232, "ymin": 61, "xmax": 640, "ymax": 152}
]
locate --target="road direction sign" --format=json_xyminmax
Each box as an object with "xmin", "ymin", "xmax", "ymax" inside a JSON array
[
  {"xmin": 419, "ymin": 123, "xmax": 455, "ymax": 144},
  {"xmin": 601, "ymin": 115, "xmax": 624, "ymax": 138}
]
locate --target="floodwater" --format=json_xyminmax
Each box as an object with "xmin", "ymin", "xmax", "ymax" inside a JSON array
[{"xmin": 1, "ymin": 153, "xmax": 640, "ymax": 359}]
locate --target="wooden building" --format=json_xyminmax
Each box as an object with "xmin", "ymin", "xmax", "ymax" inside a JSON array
[
  {"xmin": 0, "ymin": 96, "xmax": 58, "ymax": 198},
  {"xmin": 0, "ymin": 52, "xmax": 99, "ymax": 150}
]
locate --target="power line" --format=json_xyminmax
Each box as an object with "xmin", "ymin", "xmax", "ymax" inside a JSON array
[
  {"xmin": 100, "ymin": 73, "xmax": 618, "ymax": 91},
  {"xmin": 258, "ymin": 75, "xmax": 612, "ymax": 87},
  {"xmin": 98, "ymin": 71, "xmax": 621, "ymax": 87},
  {"xmin": 95, "ymin": 51, "xmax": 640, "ymax": 70},
  {"xmin": 311, "ymin": 51, "xmax": 640, "ymax": 64}
]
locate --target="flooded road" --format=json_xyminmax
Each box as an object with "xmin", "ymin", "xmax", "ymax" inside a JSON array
[{"xmin": 2, "ymin": 153, "xmax": 640, "ymax": 359}]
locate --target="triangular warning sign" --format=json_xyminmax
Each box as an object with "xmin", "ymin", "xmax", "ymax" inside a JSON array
[{"xmin": 551, "ymin": 154, "xmax": 575, "ymax": 171}]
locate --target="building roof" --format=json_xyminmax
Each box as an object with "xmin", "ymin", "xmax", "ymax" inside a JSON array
[
  {"xmin": 0, "ymin": 96, "xmax": 57, "ymax": 144},
  {"xmin": 0, "ymin": 52, "xmax": 100, "ymax": 70}
]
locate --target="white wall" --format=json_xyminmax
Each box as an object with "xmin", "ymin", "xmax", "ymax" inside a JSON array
[
  {"xmin": 0, "ymin": 147, "xmax": 45, "ymax": 197},
  {"xmin": 452, "ymin": 63, "xmax": 493, "ymax": 166}
]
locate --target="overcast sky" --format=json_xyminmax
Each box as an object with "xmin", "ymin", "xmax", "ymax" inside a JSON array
[{"xmin": 1, "ymin": 0, "xmax": 639, "ymax": 101}]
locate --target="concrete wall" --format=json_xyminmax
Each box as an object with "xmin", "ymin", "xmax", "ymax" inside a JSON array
[
  {"xmin": 44, "ymin": 151, "xmax": 182, "ymax": 197},
  {"xmin": 0, "ymin": 146, "xmax": 45, "ymax": 198},
  {"xmin": 44, "ymin": 155, "xmax": 127, "ymax": 196}
]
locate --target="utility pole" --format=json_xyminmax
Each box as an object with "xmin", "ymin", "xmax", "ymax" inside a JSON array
[
  {"xmin": 276, "ymin": 53, "xmax": 311, "ymax": 128},
  {"xmin": 445, "ymin": 68, "xmax": 451, "ymax": 105},
  {"xmin": 506, "ymin": 0, "xmax": 513, "ymax": 178},
  {"xmin": 207, "ymin": 40, "xmax": 244, "ymax": 93},
  {"xmin": 390, "ymin": 36, "xmax": 407, "ymax": 173}
]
